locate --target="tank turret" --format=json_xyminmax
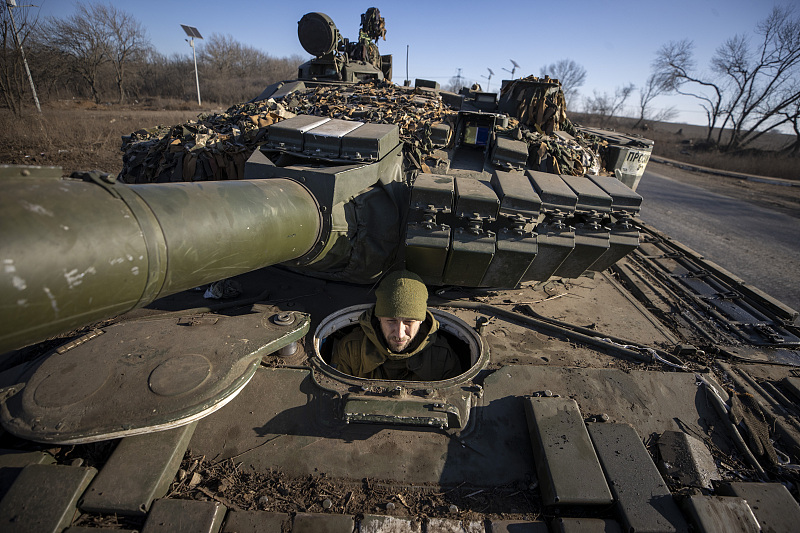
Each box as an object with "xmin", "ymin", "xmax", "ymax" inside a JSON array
[
  {"xmin": 1, "ymin": 113, "xmax": 641, "ymax": 354},
  {"xmin": 2, "ymin": 11, "xmax": 654, "ymax": 355}
]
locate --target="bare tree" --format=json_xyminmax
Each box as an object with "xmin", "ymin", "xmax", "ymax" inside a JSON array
[
  {"xmin": 2, "ymin": 6, "xmax": 304, "ymax": 108},
  {"xmin": 654, "ymin": 6, "xmax": 800, "ymax": 151},
  {"xmin": 198, "ymin": 34, "xmax": 303, "ymax": 103},
  {"xmin": 633, "ymin": 73, "xmax": 677, "ymax": 129},
  {"xmin": 712, "ymin": 6, "xmax": 800, "ymax": 150},
  {"xmin": 0, "ymin": 3, "xmax": 40, "ymax": 116},
  {"xmin": 98, "ymin": 4, "xmax": 150, "ymax": 103},
  {"xmin": 777, "ymin": 94, "xmax": 800, "ymax": 156},
  {"xmin": 540, "ymin": 59, "xmax": 586, "ymax": 108},
  {"xmin": 199, "ymin": 34, "xmax": 240, "ymax": 75},
  {"xmin": 199, "ymin": 33, "xmax": 273, "ymax": 76},
  {"xmin": 43, "ymin": 2, "xmax": 149, "ymax": 104},
  {"xmin": 43, "ymin": 3, "xmax": 110, "ymax": 104},
  {"xmin": 653, "ymin": 39, "xmax": 725, "ymax": 143},
  {"xmin": 583, "ymin": 84, "xmax": 635, "ymax": 125},
  {"xmin": 136, "ymin": 51, "xmax": 195, "ymax": 101}
]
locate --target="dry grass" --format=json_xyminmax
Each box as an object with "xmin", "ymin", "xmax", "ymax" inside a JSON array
[{"xmin": 0, "ymin": 101, "xmax": 222, "ymax": 176}]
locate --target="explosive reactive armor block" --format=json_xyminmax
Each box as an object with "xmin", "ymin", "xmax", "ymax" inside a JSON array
[
  {"xmin": 524, "ymin": 223, "xmax": 575, "ymax": 281},
  {"xmin": 265, "ymin": 115, "xmax": 331, "ymax": 152},
  {"xmin": 526, "ymin": 170, "xmax": 578, "ymax": 213},
  {"xmin": 303, "ymin": 118, "xmax": 364, "ymax": 158},
  {"xmin": 491, "ymin": 137, "xmax": 530, "ymax": 170},
  {"xmin": 553, "ymin": 224, "xmax": 610, "ymax": 278},
  {"xmin": 340, "ymin": 123, "xmax": 400, "ymax": 161},
  {"xmin": 482, "ymin": 170, "xmax": 542, "ymax": 286},
  {"xmin": 561, "ymin": 175, "xmax": 613, "ymax": 213},
  {"xmin": 588, "ymin": 174, "xmax": 643, "ymax": 214},
  {"xmin": 443, "ymin": 178, "xmax": 500, "ymax": 286},
  {"xmin": 406, "ymin": 174, "xmax": 455, "ymax": 284}
]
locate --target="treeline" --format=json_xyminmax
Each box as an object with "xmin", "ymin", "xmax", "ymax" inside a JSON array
[
  {"xmin": 1, "ymin": 2, "xmax": 304, "ymax": 115},
  {"xmin": 652, "ymin": 5, "xmax": 800, "ymax": 154}
]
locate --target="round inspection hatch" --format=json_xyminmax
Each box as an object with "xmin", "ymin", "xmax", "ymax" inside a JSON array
[
  {"xmin": 33, "ymin": 358, "xmax": 111, "ymax": 408},
  {"xmin": 148, "ymin": 354, "xmax": 211, "ymax": 397}
]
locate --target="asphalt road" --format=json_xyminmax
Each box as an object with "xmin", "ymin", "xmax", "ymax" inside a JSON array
[{"xmin": 636, "ymin": 167, "xmax": 800, "ymax": 315}]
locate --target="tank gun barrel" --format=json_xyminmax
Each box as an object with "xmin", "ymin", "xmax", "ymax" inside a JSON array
[{"xmin": 0, "ymin": 173, "xmax": 321, "ymax": 354}]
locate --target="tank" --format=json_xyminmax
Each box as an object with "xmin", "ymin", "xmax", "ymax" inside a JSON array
[{"xmin": 1, "ymin": 9, "xmax": 799, "ymax": 533}]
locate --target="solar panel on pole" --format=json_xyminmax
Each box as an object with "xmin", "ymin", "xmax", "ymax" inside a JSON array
[
  {"xmin": 181, "ymin": 25, "xmax": 203, "ymax": 39},
  {"xmin": 181, "ymin": 25, "xmax": 204, "ymax": 106}
]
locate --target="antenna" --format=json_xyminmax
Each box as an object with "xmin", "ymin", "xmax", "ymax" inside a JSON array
[
  {"xmin": 502, "ymin": 59, "xmax": 520, "ymax": 80},
  {"xmin": 181, "ymin": 24, "xmax": 203, "ymax": 106},
  {"xmin": 405, "ymin": 44, "xmax": 409, "ymax": 86},
  {"xmin": 6, "ymin": 1, "xmax": 41, "ymax": 113},
  {"xmin": 481, "ymin": 68, "xmax": 494, "ymax": 92}
]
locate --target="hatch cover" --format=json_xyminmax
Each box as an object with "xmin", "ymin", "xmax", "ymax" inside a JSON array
[{"xmin": 0, "ymin": 306, "xmax": 309, "ymax": 444}]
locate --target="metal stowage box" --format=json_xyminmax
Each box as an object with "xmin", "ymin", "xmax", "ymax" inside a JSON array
[
  {"xmin": 340, "ymin": 123, "xmax": 400, "ymax": 162},
  {"xmin": 266, "ymin": 115, "xmax": 331, "ymax": 152},
  {"xmin": 303, "ymin": 119, "xmax": 364, "ymax": 158}
]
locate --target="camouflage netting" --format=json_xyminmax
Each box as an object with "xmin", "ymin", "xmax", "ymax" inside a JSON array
[
  {"xmin": 498, "ymin": 75, "xmax": 568, "ymax": 134},
  {"xmin": 495, "ymin": 75, "xmax": 605, "ymax": 177},
  {"xmin": 119, "ymin": 79, "xmax": 606, "ymax": 184},
  {"xmin": 119, "ymin": 99, "xmax": 290, "ymax": 183},
  {"xmin": 498, "ymin": 122, "xmax": 604, "ymax": 177}
]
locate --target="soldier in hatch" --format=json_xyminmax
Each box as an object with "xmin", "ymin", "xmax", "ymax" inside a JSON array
[{"xmin": 331, "ymin": 270, "xmax": 462, "ymax": 380}]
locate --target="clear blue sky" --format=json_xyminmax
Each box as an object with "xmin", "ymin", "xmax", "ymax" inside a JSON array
[{"xmin": 31, "ymin": 0, "xmax": 785, "ymax": 126}]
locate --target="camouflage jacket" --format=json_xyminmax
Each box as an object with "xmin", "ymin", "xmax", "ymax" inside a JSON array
[{"xmin": 331, "ymin": 307, "xmax": 462, "ymax": 380}]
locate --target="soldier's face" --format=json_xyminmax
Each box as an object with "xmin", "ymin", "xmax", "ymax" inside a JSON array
[{"xmin": 378, "ymin": 317, "xmax": 422, "ymax": 352}]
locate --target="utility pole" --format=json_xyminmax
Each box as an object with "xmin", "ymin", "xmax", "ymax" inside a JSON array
[
  {"xmin": 6, "ymin": 0, "xmax": 41, "ymax": 113},
  {"xmin": 181, "ymin": 24, "xmax": 203, "ymax": 106}
]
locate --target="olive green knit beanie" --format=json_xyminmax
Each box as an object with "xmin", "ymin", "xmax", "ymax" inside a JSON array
[{"xmin": 374, "ymin": 270, "xmax": 428, "ymax": 321}]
